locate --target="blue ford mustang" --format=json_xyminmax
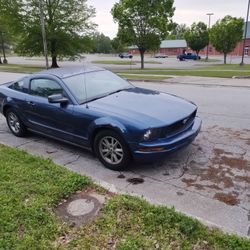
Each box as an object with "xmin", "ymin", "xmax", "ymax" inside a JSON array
[{"xmin": 0, "ymin": 66, "xmax": 201, "ymax": 170}]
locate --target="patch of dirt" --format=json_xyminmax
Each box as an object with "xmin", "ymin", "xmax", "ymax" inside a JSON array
[
  {"xmin": 176, "ymin": 191, "xmax": 184, "ymax": 196},
  {"xmin": 213, "ymin": 148, "xmax": 232, "ymax": 157},
  {"xmin": 218, "ymin": 127, "xmax": 250, "ymax": 147},
  {"xmin": 219, "ymin": 156, "xmax": 249, "ymax": 171},
  {"xmin": 18, "ymin": 224, "xmax": 25, "ymax": 239},
  {"xmin": 182, "ymin": 177, "xmax": 223, "ymax": 191},
  {"xmin": 181, "ymin": 144, "xmax": 249, "ymax": 197},
  {"xmin": 117, "ymin": 174, "xmax": 126, "ymax": 179},
  {"xmin": 235, "ymin": 175, "xmax": 250, "ymax": 184},
  {"xmin": 181, "ymin": 178, "xmax": 205, "ymax": 190},
  {"xmin": 200, "ymin": 165, "xmax": 234, "ymax": 189},
  {"xmin": 214, "ymin": 192, "xmax": 240, "ymax": 206},
  {"xmin": 127, "ymin": 178, "xmax": 144, "ymax": 185}
]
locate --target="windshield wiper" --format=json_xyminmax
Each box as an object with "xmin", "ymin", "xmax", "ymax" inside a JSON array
[
  {"xmin": 79, "ymin": 87, "xmax": 132, "ymax": 105},
  {"xmin": 107, "ymin": 87, "xmax": 133, "ymax": 96}
]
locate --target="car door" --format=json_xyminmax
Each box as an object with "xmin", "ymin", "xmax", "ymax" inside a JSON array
[{"xmin": 25, "ymin": 77, "xmax": 84, "ymax": 143}]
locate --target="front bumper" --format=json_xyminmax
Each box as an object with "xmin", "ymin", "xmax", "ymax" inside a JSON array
[{"xmin": 130, "ymin": 117, "xmax": 202, "ymax": 161}]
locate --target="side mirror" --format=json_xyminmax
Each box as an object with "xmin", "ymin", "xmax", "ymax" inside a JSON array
[{"xmin": 48, "ymin": 94, "xmax": 68, "ymax": 104}]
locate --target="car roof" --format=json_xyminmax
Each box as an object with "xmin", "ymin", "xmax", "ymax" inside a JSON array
[{"xmin": 38, "ymin": 65, "xmax": 105, "ymax": 79}]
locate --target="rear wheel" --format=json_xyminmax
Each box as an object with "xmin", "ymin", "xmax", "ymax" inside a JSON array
[
  {"xmin": 94, "ymin": 130, "xmax": 131, "ymax": 170},
  {"xmin": 6, "ymin": 109, "xmax": 26, "ymax": 137}
]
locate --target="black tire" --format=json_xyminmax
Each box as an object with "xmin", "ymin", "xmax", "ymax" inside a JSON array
[
  {"xmin": 94, "ymin": 130, "xmax": 131, "ymax": 170},
  {"xmin": 6, "ymin": 108, "xmax": 27, "ymax": 137}
]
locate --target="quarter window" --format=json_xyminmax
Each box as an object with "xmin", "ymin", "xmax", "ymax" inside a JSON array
[
  {"xmin": 10, "ymin": 80, "xmax": 25, "ymax": 92},
  {"xmin": 30, "ymin": 79, "xmax": 63, "ymax": 97}
]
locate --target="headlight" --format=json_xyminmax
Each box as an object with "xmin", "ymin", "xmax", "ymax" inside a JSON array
[{"xmin": 143, "ymin": 128, "xmax": 162, "ymax": 141}]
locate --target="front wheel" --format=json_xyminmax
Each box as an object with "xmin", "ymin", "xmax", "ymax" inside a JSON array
[
  {"xmin": 94, "ymin": 130, "xmax": 131, "ymax": 170},
  {"xmin": 6, "ymin": 108, "xmax": 27, "ymax": 137}
]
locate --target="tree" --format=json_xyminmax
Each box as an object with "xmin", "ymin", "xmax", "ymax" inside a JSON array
[
  {"xmin": 167, "ymin": 23, "xmax": 189, "ymax": 40},
  {"xmin": 112, "ymin": 0, "xmax": 174, "ymax": 69},
  {"xmin": 0, "ymin": 16, "xmax": 14, "ymax": 64},
  {"xmin": 91, "ymin": 33, "xmax": 113, "ymax": 53},
  {"xmin": 111, "ymin": 36, "xmax": 126, "ymax": 53},
  {"xmin": 184, "ymin": 22, "xmax": 209, "ymax": 56},
  {"xmin": 0, "ymin": 0, "xmax": 96, "ymax": 68},
  {"xmin": 209, "ymin": 16, "xmax": 244, "ymax": 64}
]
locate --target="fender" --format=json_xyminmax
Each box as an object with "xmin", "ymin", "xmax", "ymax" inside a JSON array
[{"xmin": 88, "ymin": 116, "xmax": 129, "ymax": 144}]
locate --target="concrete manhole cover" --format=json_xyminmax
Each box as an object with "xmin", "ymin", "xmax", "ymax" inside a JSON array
[
  {"xmin": 55, "ymin": 191, "xmax": 107, "ymax": 227},
  {"xmin": 67, "ymin": 199, "xmax": 95, "ymax": 216}
]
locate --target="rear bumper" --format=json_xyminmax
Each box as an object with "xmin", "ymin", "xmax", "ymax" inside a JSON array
[{"xmin": 130, "ymin": 117, "xmax": 202, "ymax": 161}]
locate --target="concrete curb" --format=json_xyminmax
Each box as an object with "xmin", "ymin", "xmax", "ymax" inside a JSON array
[{"xmin": 130, "ymin": 79, "xmax": 250, "ymax": 89}]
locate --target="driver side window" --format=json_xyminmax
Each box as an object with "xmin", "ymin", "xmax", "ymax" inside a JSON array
[{"xmin": 30, "ymin": 79, "xmax": 63, "ymax": 98}]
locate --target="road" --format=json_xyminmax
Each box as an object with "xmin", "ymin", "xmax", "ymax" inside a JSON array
[
  {"xmin": 6, "ymin": 54, "xmax": 250, "ymax": 70},
  {"xmin": 0, "ymin": 72, "xmax": 249, "ymax": 237}
]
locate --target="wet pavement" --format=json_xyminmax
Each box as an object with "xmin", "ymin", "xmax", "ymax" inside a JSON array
[{"xmin": 0, "ymin": 73, "xmax": 249, "ymax": 237}]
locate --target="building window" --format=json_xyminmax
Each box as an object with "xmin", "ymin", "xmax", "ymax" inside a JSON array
[{"xmin": 244, "ymin": 46, "xmax": 249, "ymax": 55}]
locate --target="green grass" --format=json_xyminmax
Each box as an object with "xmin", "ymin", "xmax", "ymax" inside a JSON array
[
  {"xmin": 92, "ymin": 60, "xmax": 162, "ymax": 65},
  {"xmin": 92, "ymin": 60, "xmax": 137, "ymax": 65},
  {"xmin": 64, "ymin": 195, "xmax": 250, "ymax": 250},
  {"xmin": 199, "ymin": 58, "xmax": 221, "ymax": 62},
  {"xmin": 0, "ymin": 144, "xmax": 91, "ymax": 249},
  {"xmin": 1, "ymin": 144, "xmax": 250, "ymax": 249},
  {"xmin": 114, "ymin": 65, "xmax": 250, "ymax": 78},
  {"xmin": 205, "ymin": 64, "xmax": 250, "ymax": 71},
  {"xmin": 0, "ymin": 64, "xmax": 45, "ymax": 73},
  {"xmin": 118, "ymin": 73, "xmax": 170, "ymax": 81},
  {"xmin": 134, "ymin": 60, "xmax": 162, "ymax": 64}
]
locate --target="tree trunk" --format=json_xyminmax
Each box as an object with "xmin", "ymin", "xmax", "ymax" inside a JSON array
[
  {"xmin": 50, "ymin": 40, "xmax": 59, "ymax": 68},
  {"xmin": 139, "ymin": 49, "xmax": 145, "ymax": 69},
  {"xmin": 0, "ymin": 56, "xmax": 2, "ymax": 64},
  {"xmin": 51, "ymin": 55, "xmax": 59, "ymax": 68},
  {"xmin": 223, "ymin": 53, "xmax": 227, "ymax": 64}
]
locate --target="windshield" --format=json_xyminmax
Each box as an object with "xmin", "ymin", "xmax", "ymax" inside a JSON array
[{"xmin": 63, "ymin": 70, "xmax": 132, "ymax": 103}]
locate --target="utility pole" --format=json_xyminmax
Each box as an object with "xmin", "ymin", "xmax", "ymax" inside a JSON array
[
  {"xmin": 240, "ymin": 0, "xmax": 250, "ymax": 66},
  {"xmin": 206, "ymin": 13, "xmax": 214, "ymax": 61},
  {"xmin": 39, "ymin": 0, "xmax": 49, "ymax": 69}
]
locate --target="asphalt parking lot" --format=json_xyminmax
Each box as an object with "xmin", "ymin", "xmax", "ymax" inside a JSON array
[
  {"xmin": 0, "ymin": 72, "xmax": 249, "ymax": 237},
  {"xmin": 7, "ymin": 54, "xmax": 250, "ymax": 70}
]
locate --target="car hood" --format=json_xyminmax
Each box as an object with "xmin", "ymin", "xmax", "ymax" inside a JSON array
[{"xmin": 88, "ymin": 87, "xmax": 197, "ymax": 128}]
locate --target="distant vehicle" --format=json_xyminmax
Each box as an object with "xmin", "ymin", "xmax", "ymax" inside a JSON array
[
  {"xmin": 177, "ymin": 53, "xmax": 201, "ymax": 61},
  {"xmin": 154, "ymin": 53, "xmax": 168, "ymax": 58},
  {"xmin": 119, "ymin": 53, "xmax": 133, "ymax": 59},
  {"xmin": 68, "ymin": 54, "xmax": 85, "ymax": 61}
]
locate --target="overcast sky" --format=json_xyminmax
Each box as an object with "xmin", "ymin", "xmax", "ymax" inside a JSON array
[{"xmin": 88, "ymin": 0, "xmax": 248, "ymax": 38}]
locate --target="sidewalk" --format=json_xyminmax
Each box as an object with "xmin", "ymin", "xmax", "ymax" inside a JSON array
[{"xmin": 165, "ymin": 76, "xmax": 250, "ymax": 88}]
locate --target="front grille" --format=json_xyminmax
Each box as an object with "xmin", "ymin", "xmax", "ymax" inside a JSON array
[{"xmin": 162, "ymin": 110, "xmax": 196, "ymax": 138}]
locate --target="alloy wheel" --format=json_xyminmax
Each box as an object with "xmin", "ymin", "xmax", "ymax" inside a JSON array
[{"xmin": 99, "ymin": 136, "xmax": 124, "ymax": 165}]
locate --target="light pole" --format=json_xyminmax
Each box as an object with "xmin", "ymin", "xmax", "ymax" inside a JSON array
[
  {"xmin": 38, "ymin": 0, "xmax": 49, "ymax": 69},
  {"xmin": 206, "ymin": 13, "xmax": 214, "ymax": 61},
  {"xmin": 240, "ymin": 0, "xmax": 250, "ymax": 66}
]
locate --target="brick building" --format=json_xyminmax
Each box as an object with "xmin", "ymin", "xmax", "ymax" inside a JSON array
[
  {"xmin": 200, "ymin": 21, "xmax": 250, "ymax": 56},
  {"xmin": 129, "ymin": 40, "xmax": 187, "ymax": 56},
  {"xmin": 129, "ymin": 22, "xmax": 250, "ymax": 57}
]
